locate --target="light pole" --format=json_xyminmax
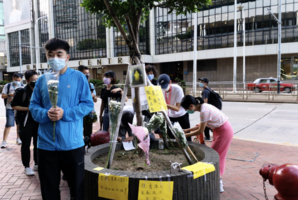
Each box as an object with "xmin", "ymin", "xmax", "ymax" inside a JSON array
[
  {"xmin": 18, "ymin": 31, "xmax": 23, "ymax": 73},
  {"xmin": 267, "ymin": 1, "xmax": 282, "ymax": 94},
  {"xmin": 193, "ymin": 12, "xmax": 198, "ymax": 96},
  {"xmin": 238, "ymin": 5, "xmax": 246, "ymax": 90},
  {"xmin": 35, "ymin": 16, "xmax": 47, "ymax": 73},
  {"xmin": 233, "ymin": 0, "xmax": 237, "ymax": 93}
]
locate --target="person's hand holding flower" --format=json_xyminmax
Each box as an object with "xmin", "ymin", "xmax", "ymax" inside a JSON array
[{"xmin": 48, "ymin": 106, "xmax": 64, "ymax": 121}]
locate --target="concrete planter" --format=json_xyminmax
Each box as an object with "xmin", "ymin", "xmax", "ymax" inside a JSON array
[{"xmin": 84, "ymin": 141, "xmax": 220, "ymax": 200}]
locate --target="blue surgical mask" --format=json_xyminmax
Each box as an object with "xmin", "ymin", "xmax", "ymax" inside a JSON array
[
  {"xmin": 47, "ymin": 58, "xmax": 66, "ymax": 71},
  {"xmin": 199, "ymin": 82, "xmax": 204, "ymax": 87},
  {"xmin": 147, "ymin": 74, "xmax": 154, "ymax": 81},
  {"xmin": 187, "ymin": 109, "xmax": 195, "ymax": 114},
  {"xmin": 13, "ymin": 81, "xmax": 20, "ymax": 86}
]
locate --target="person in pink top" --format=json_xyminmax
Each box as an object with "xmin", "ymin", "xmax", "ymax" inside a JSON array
[{"xmin": 181, "ymin": 95, "xmax": 233, "ymax": 193}]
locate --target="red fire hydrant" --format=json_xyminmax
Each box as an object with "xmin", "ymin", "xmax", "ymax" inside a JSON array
[{"xmin": 259, "ymin": 163, "xmax": 298, "ymax": 200}]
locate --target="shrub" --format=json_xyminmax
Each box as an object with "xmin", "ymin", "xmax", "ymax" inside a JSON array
[
  {"xmin": 90, "ymin": 79, "xmax": 104, "ymax": 87},
  {"xmin": 0, "ymin": 80, "xmax": 9, "ymax": 85},
  {"xmin": 77, "ymin": 38, "xmax": 106, "ymax": 50}
]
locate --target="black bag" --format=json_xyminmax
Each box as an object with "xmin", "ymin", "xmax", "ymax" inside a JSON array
[
  {"xmin": 3, "ymin": 83, "xmax": 11, "ymax": 106},
  {"xmin": 205, "ymin": 87, "xmax": 222, "ymax": 110}
]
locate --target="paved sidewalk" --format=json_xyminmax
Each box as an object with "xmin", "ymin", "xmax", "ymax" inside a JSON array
[{"xmin": 1, "ymin": 119, "xmax": 298, "ymax": 199}]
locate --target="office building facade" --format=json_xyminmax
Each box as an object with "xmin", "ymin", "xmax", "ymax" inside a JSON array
[{"xmin": 4, "ymin": 0, "xmax": 298, "ymax": 83}]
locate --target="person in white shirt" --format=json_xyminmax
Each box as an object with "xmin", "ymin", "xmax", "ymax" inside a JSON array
[
  {"xmin": 158, "ymin": 74, "xmax": 191, "ymax": 141},
  {"xmin": 1, "ymin": 73, "xmax": 23, "ymax": 148}
]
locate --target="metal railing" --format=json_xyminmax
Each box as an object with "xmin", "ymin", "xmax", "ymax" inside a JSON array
[{"xmin": 185, "ymin": 82, "xmax": 298, "ymax": 103}]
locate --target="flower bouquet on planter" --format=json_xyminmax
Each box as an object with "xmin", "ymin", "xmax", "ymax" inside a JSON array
[
  {"xmin": 173, "ymin": 122, "xmax": 188, "ymax": 149},
  {"xmin": 145, "ymin": 113, "xmax": 172, "ymax": 149},
  {"xmin": 45, "ymin": 70, "xmax": 60, "ymax": 141},
  {"xmin": 128, "ymin": 124, "xmax": 150, "ymax": 165},
  {"xmin": 105, "ymin": 100, "xmax": 122, "ymax": 168}
]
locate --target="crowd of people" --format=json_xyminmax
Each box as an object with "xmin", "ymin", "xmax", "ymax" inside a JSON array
[{"xmin": 1, "ymin": 38, "xmax": 233, "ymax": 198}]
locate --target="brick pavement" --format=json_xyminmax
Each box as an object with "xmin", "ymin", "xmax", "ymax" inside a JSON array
[{"xmin": 1, "ymin": 118, "xmax": 298, "ymax": 200}]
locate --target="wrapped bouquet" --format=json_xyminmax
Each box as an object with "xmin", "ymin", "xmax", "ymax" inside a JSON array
[
  {"xmin": 45, "ymin": 71, "xmax": 60, "ymax": 141},
  {"xmin": 129, "ymin": 124, "xmax": 150, "ymax": 165},
  {"xmin": 173, "ymin": 122, "xmax": 188, "ymax": 148},
  {"xmin": 106, "ymin": 100, "xmax": 122, "ymax": 167}
]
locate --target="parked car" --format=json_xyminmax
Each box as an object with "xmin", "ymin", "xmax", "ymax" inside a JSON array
[{"xmin": 246, "ymin": 78, "xmax": 297, "ymax": 93}]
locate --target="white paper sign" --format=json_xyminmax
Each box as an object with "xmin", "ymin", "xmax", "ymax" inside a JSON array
[{"xmin": 122, "ymin": 141, "xmax": 135, "ymax": 151}]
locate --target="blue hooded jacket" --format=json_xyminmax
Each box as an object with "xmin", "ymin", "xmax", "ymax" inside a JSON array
[{"xmin": 30, "ymin": 68, "xmax": 94, "ymax": 151}]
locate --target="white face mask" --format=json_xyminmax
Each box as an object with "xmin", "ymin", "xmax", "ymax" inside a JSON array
[{"xmin": 163, "ymin": 85, "xmax": 170, "ymax": 92}]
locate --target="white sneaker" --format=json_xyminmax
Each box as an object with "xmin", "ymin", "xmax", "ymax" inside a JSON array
[
  {"xmin": 220, "ymin": 179, "xmax": 224, "ymax": 193},
  {"xmin": 16, "ymin": 138, "xmax": 22, "ymax": 145},
  {"xmin": 24, "ymin": 167, "xmax": 35, "ymax": 176},
  {"xmin": 1, "ymin": 141, "xmax": 7, "ymax": 148},
  {"xmin": 33, "ymin": 164, "xmax": 38, "ymax": 171}
]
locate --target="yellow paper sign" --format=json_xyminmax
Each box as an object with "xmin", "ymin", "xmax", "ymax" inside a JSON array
[
  {"xmin": 93, "ymin": 167, "xmax": 104, "ymax": 171},
  {"xmin": 98, "ymin": 174, "xmax": 129, "ymax": 200},
  {"xmin": 138, "ymin": 180, "xmax": 173, "ymax": 200},
  {"xmin": 144, "ymin": 86, "xmax": 168, "ymax": 113},
  {"xmin": 182, "ymin": 162, "xmax": 215, "ymax": 179}
]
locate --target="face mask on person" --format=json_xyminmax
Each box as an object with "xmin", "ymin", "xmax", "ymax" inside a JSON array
[
  {"xmin": 86, "ymin": 75, "xmax": 89, "ymax": 80},
  {"xmin": 103, "ymin": 77, "xmax": 111, "ymax": 85},
  {"xmin": 162, "ymin": 85, "xmax": 170, "ymax": 92},
  {"xmin": 147, "ymin": 74, "xmax": 154, "ymax": 81},
  {"xmin": 13, "ymin": 80, "xmax": 20, "ymax": 86},
  {"xmin": 187, "ymin": 110, "xmax": 195, "ymax": 114},
  {"xmin": 199, "ymin": 82, "xmax": 204, "ymax": 87},
  {"xmin": 30, "ymin": 81, "xmax": 36, "ymax": 88},
  {"xmin": 47, "ymin": 58, "xmax": 66, "ymax": 71}
]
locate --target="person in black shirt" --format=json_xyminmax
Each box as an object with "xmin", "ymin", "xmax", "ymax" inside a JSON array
[
  {"xmin": 99, "ymin": 71, "xmax": 124, "ymax": 131},
  {"xmin": 78, "ymin": 65, "xmax": 97, "ymax": 140},
  {"xmin": 11, "ymin": 70, "xmax": 39, "ymax": 176},
  {"xmin": 198, "ymin": 77, "xmax": 211, "ymax": 141}
]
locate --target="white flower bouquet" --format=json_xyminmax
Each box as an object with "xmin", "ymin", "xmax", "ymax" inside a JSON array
[
  {"xmin": 45, "ymin": 71, "xmax": 60, "ymax": 141},
  {"xmin": 106, "ymin": 100, "xmax": 122, "ymax": 167}
]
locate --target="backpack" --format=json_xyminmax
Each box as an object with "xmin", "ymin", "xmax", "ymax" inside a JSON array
[{"xmin": 205, "ymin": 87, "xmax": 222, "ymax": 110}]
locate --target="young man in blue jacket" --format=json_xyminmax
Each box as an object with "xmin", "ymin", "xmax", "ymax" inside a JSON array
[{"xmin": 30, "ymin": 38, "xmax": 94, "ymax": 200}]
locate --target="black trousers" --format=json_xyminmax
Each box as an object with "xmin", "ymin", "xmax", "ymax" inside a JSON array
[
  {"xmin": 167, "ymin": 113, "xmax": 191, "ymax": 141},
  {"xmin": 18, "ymin": 123, "xmax": 38, "ymax": 168},
  {"xmin": 38, "ymin": 146, "xmax": 85, "ymax": 200},
  {"xmin": 204, "ymin": 126, "xmax": 211, "ymax": 140},
  {"xmin": 83, "ymin": 115, "xmax": 93, "ymax": 138}
]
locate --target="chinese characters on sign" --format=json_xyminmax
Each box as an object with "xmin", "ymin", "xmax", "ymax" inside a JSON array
[
  {"xmin": 182, "ymin": 162, "xmax": 215, "ymax": 179},
  {"xmin": 145, "ymin": 86, "xmax": 168, "ymax": 113},
  {"xmin": 138, "ymin": 180, "xmax": 173, "ymax": 200},
  {"xmin": 98, "ymin": 174, "xmax": 129, "ymax": 200}
]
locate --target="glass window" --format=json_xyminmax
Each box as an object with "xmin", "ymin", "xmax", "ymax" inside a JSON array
[
  {"xmin": 8, "ymin": 30, "xmax": 31, "ymax": 67},
  {"xmin": 0, "ymin": 3, "xmax": 3, "ymax": 26},
  {"xmin": 0, "ymin": 27, "xmax": 4, "ymax": 35},
  {"xmin": 52, "ymin": 0, "xmax": 107, "ymax": 62}
]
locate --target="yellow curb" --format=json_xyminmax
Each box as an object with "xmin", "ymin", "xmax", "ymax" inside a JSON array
[{"xmin": 233, "ymin": 136, "xmax": 298, "ymax": 147}]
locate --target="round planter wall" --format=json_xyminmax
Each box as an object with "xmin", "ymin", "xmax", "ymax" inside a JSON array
[{"xmin": 84, "ymin": 142, "xmax": 220, "ymax": 200}]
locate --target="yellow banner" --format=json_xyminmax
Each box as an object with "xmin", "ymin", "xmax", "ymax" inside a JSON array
[
  {"xmin": 182, "ymin": 162, "xmax": 215, "ymax": 179},
  {"xmin": 98, "ymin": 174, "xmax": 129, "ymax": 200},
  {"xmin": 138, "ymin": 180, "xmax": 173, "ymax": 200},
  {"xmin": 144, "ymin": 86, "xmax": 168, "ymax": 113}
]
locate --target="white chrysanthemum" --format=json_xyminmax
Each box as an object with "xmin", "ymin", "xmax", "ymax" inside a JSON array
[{"xmin": 47, "ymin": 80, "xmax": 59, "ymax": 85}]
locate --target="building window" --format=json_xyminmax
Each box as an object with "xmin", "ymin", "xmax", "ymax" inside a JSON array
[
  {"xmin": 155, "ymin": 8, "xmax": 193, "ymax": 55},
  {"xmin": 8, "ymin": 30, "xmax": 31, "ymax": 67},
  {"xmin": 52, "ymin": 0, "xmax": 107, "ymax": 61},
  {"xmin": 113, "ymin": 20, "xmax": 150, "ymax": 57}
]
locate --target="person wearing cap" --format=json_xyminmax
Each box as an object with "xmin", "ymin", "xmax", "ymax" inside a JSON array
[
  {"xmin": 198, "ymin": 77, "xmax": 212, "ymax": 141},
  {"xmin": 158, "ymin": 74, "xmax": 191, "ymax": 141}
]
